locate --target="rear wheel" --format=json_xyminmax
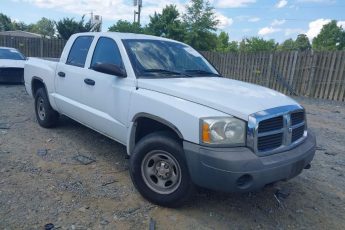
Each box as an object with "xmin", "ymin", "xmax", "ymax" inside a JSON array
[
  {"xmin": 129, "ymin": 132, "xmax": 194, "ymax": 207},
  {"xmin": 35, "ymin": 88, "xmax": 59, "ymax": 128}
]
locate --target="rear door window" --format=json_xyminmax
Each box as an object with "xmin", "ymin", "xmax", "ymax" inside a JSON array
[{"xmin": 66, "ymin": 36, "xmax": 94, "ymax": 67}]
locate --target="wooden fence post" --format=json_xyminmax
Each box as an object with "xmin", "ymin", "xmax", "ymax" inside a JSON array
[
  {"xmin": 40, "ymin": 38, "xmax": 44, "ymax": 57},
  {"xmin": 266, "ymin": 53, "xmax": 273, "ymax": 87},
  {"xmin": 289, "ymin": 51, "xmax": 298, "ymax": 88},
  {"xmin": 306, "ymin": 51, "xmax": 317, "ymax": 97}
]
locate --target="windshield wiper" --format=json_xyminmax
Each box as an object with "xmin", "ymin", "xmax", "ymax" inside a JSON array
[
  {"xmin": 144, "ymin": 69, "xmax": 183, "ymax": 75},
  {"xmin": 143, "ymin": 69, "xmax": 192, "ymax": 77},
  {"xmin": 184, "ymin": 69, "xmax": 222, "ymax": 77}
]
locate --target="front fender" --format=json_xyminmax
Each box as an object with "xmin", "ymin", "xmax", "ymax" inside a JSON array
[{"xmin": 126, "ymin": 88, "xmax": 228, "ymax": 154}]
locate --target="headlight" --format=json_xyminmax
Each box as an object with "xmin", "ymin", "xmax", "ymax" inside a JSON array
[{"xmin": 201, "ymin": 117, "xmax": 246, "ymax": 146}]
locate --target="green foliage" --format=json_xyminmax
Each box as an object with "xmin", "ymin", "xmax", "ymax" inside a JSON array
[
  {"xmin": 216, "ymin": 31, "xmax": 229, "ymax": 52},
  {"xmin": 312, "ymin": 20, "xmax": 345, "ymax": 51},
  {"xmin": 182, "ymin": 0, "xmax": 219, "ymax": 50},
  {"xmin": 277, "ymin": 34, "xmax": 311, "ymax": 51},
  {"xmin": 214, "ymin": 32, "xmax": 239, "ymax": 52},
  {"xmin": 34, "ymin": 17, "xmax": 55, "ymax": 38},
  {"xmin": 228, "ymin": 41, "xmax": 239, "ymax": 52},
  {"xmin": 295, "ymin": 34, "xmax": 311, "ymax": 51},
  {"xmin": 56, "ymin": 16, "xmax": 100, "ymax": 40},
  {"xmin": 145, "ymin": 5, "xmax": 185, "ymax": 41},
  {"xmin": 108, "ymin": 20, "xmax": 142, "ymax": 33},
  {"xmin": 12, "ymin": 21, "xmax": 29, "ymax": 31},
  {"xmin": 239, "ymin": 37, "xmax": 277, "ymax": 52},
  {"xmin": 0, "ymin": 13, "xmax": 13, "ymax": 31},
  {"xmin": 278, "ymin": 38, "xmax": 296, "ymax": 51},
  {"xmin": 55, "ymin": 18, "xmax": 79, "ymax": 40}
]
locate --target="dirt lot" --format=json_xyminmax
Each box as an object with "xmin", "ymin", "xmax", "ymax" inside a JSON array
[{"xmin": 0, "ymin": 85, "xmax": 345, "ymax": 229}]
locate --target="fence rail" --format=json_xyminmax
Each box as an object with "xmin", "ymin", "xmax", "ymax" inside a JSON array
[
  {"xmin": 202, "ymin": 51, "xmax": 345, "ymax": 102},
  {"xmin": 1, "ymin": 35, "xmax": 344, "ymax": 101}
]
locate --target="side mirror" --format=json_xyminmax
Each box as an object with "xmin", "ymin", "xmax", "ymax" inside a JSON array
[{"xmin": 91, "ymin": 62, "xmax": 127, "ymax": 78}]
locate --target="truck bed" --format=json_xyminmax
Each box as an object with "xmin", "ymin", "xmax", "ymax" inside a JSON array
[{"xmin": 24, "ymin": 57, "xmax": 59, "ymax": 97}]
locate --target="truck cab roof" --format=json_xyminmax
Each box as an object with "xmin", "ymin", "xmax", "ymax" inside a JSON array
[{"xmin": 72, "ymin": 32, "xmax": 180, "ymax": 43}]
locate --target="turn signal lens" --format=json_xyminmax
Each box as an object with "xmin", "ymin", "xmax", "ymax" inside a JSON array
[{"xmin": 202, "ymin": 123, "xmax": 211, "ymax": 143}]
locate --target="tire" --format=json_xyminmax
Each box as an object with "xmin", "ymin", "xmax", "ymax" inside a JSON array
[
  {"xmin": 129, "ymin": 132, "xmax": 194, "ymax": 207},
  {"xmin": 34, "ymin": 88, "xmax": 59, "ymax": 128}
]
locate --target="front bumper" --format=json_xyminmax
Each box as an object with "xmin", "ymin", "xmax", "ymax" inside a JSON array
[
  {"xmin": 183, "ymin": 132, "xmax": 316, "ymax": 192},
  {"xmin": 0, "ymin": 67, "xmax": 24, "ymax": 84}
]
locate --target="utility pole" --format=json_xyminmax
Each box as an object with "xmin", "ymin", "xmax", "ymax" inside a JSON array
[
  {"xmin": 89, "ymin": 11, "xmax": 102, "ymax": 32},
  {"xmin": 133, "ymin": 0, "xmax": 142, "ymax": 25}
]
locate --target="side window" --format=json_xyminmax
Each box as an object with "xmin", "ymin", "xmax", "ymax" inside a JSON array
[
  {"xmin": 91, "ymin": 37, "xmax": 123, "ymax": 69},
  {"xmin": 66, "ymin": 36, "xmax": 94, "ymax": 67}
]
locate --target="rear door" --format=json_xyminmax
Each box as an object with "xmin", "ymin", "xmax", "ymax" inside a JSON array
[{"xmin": 54, "ymin": 35, "xmax": 94, "ymax": 120}]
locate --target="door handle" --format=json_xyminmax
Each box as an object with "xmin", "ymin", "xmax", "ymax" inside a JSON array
[
  {"xmin": 84, "ymin": 78, "xmax": 95, "ymax": 86},
  {"xmin": 58, "ymin": 72, "xmax": 65, "ymax": 77}
]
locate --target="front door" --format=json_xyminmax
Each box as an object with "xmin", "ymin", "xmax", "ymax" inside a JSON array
[{"xmin": 79, "ymin": 36, "xmax": 132, "ymax": 144}]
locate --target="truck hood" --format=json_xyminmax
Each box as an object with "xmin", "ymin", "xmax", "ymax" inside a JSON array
[{"xmin": 138, "ymin": 77, "xmax": 299, "ymax": 120}]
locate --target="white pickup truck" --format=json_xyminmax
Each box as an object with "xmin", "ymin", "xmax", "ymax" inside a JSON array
[{"xmin": 24, "ymin": 32, "xmax": 316, "ymax": 207}]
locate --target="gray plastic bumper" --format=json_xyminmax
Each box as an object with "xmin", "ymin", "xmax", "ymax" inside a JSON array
[{"xmin": 183, "ymin": 132, "xmax": 316, "ymax": 192}]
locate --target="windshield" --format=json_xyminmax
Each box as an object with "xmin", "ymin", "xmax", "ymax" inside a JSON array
[
  {"xmin": 0, "ymin": 48, "xmax": 26, "ymax": 60},
  {"xmin": 122, "ymin": 39, "xmax": 220, "ymax": 78}
]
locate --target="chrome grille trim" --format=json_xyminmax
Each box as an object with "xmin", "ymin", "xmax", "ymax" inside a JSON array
[{"xmin": 247, "ymin": 105, "xmax": 308, "ymax": 156}]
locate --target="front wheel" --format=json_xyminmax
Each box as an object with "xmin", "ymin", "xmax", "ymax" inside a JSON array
[{"xmin": 129, "ymin": 132, "xmax": 194, "ymax": 207}]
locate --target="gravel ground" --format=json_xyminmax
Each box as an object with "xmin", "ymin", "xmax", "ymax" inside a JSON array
[{"xmin": 0, "ymin": 85, "xmax": 344, "ymax": 230}]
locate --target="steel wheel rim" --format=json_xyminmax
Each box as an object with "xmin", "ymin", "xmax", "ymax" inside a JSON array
[
  {"xmin": 37, "ymin": 97, "xmax": 46, "ymax": 121},
  {"xmin": 141, "ymin": 150, "xmax": 182, "ymax": 194}
]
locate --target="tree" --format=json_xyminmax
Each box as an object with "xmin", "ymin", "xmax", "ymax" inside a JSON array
[
  {"xmin": 183, "ymin": 0, "xmax": 219, "ymax": 51},
  {"xmin": 56, "ymin": 16, "xmax": 100, "ymax": 40},
  {"xmin": 228, "ymin": 41, "xmax": 239, "ymax": 52},
  {"xmin": 215, "ymin": 32, "xmax": 238, "ymax": 52},
  {"xmin": 295, "ymin": 34, "xmax": 311, "ymax": 51},
  {"xmin": 145, "ymin": 5, "xmax": 185, "ymax": 41},
  {"xmin": 12, "ymin": 21, "xmax": 29, "ymax": 31},
  {"xmin": 56, "ymin": 18, "xmax": 78, "ymax": 40},
  {"xmin": 0, "ymin": 13, "xmax": 13, "ymax": 31},
  {"xmin": 35, "ymin": 17, "xmax": 55, "ymax": 38},
  {"xmin": 108, "ymin": 20, "xmax": 142, "ymax": 33},
  {"xmin": 278, "ymin": 38, "xmax": 296, "ymax": 51},
  {"xmin": 312, "ymin": 20, "xmax": 345, "ymax": 51},
  {"xmin": 216, "ymin": 31, "xmax": 230, "ymax": 52},
  {"xmin": 239, "ymin": 37, "xmax": 277, "ymax": 52}
]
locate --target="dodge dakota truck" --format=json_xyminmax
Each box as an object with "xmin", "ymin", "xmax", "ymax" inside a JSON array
[{"xmin": 24, "ymin": 32, "xmax": 316, "ymax": 207}]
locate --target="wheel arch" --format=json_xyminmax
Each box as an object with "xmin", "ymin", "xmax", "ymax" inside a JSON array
[
  {"xmin": 31, "ymin": 76, "xmax": 47, "ymax": 97},
  {"xmin": 128, "ymin": 113, "xmax": 184, "ymax": 155}
]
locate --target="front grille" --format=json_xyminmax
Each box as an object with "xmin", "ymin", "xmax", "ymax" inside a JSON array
[
  {"xmin": 258, "ymin": 133, "xmax": 283, "ymax": 151},
  {"xmin": 292, "ymin": 125, "xmax": 305, "ymax": 142},
  {"xmin": 248, "ymin": 106, "xmax": 307, "ymax": 156},
  {"xmin": 258, "ymin": 116, "xmax": 283, "ymax": 133},
  {"xmin": 291, "ymin": 111, "xmax": 304, "ymax": 126}
]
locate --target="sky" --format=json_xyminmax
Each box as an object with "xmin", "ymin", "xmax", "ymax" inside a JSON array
[{"xmin": 1, "ymin": 0, "xmax": 345, "ymax": 42}]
